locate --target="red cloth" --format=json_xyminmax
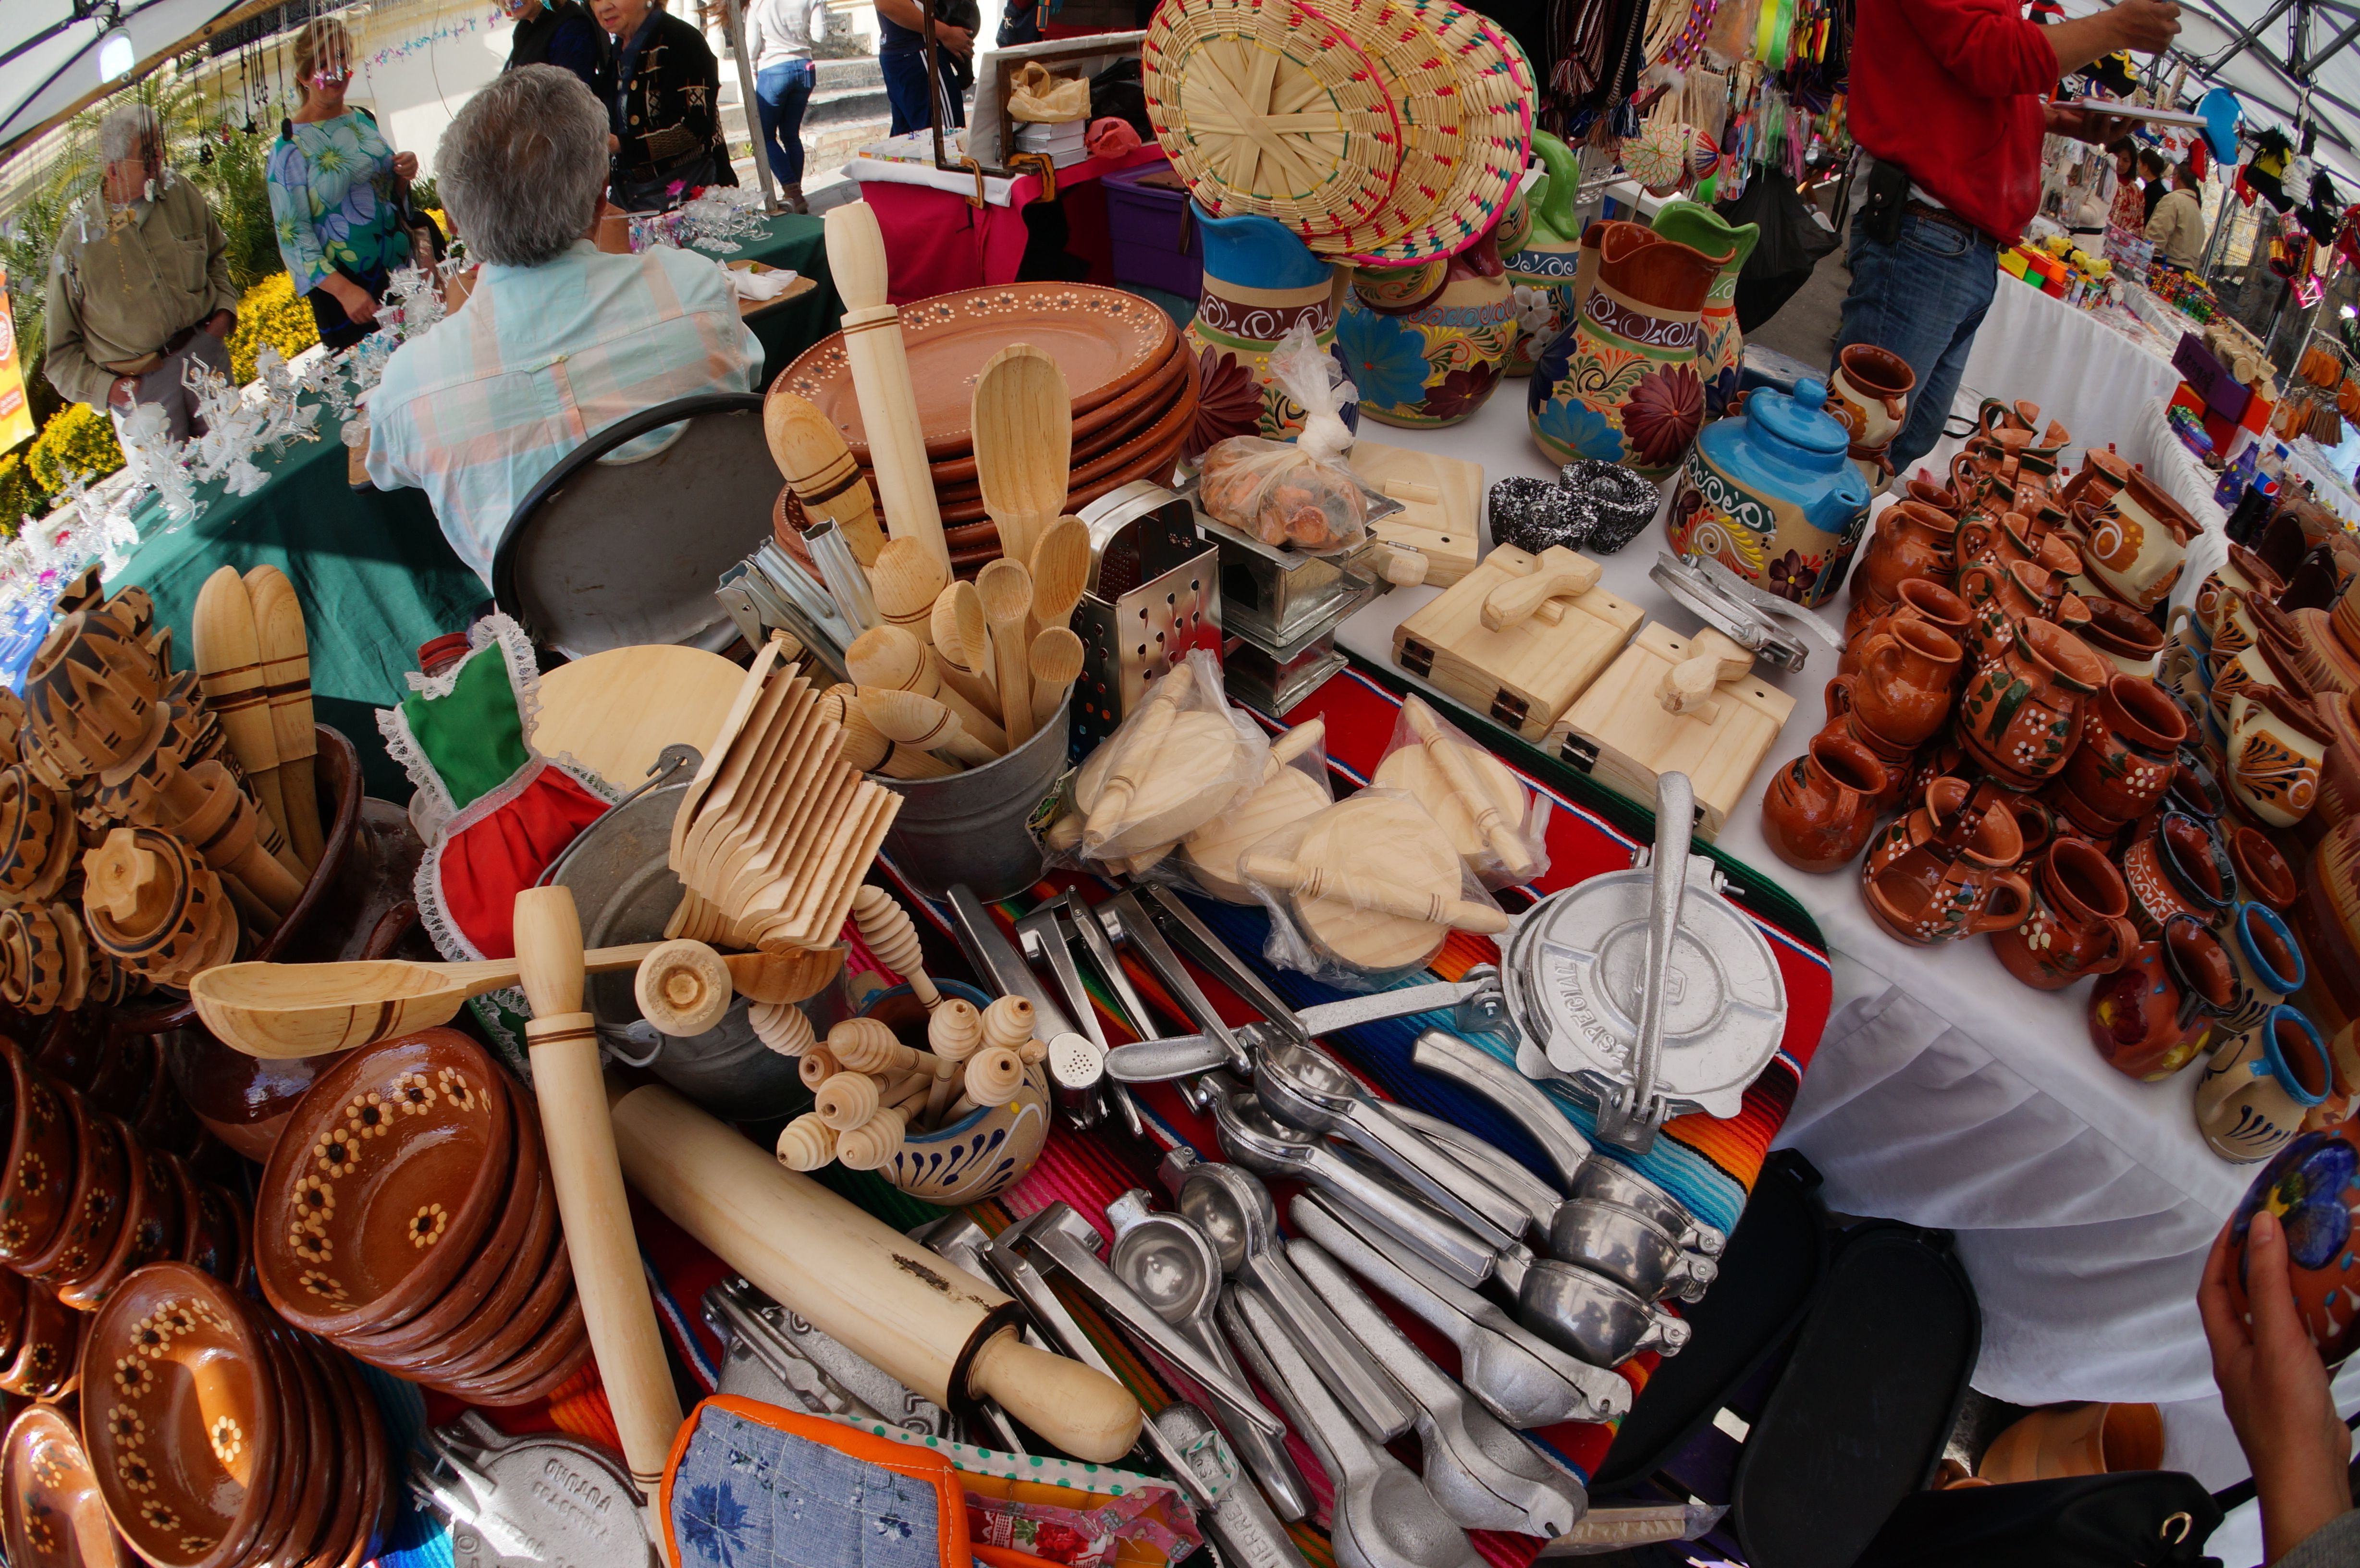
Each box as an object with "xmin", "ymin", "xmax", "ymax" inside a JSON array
[
  {"xmin": 432, "ymin": 764, "xmax": 614, "ymax": 960},
  {"xmin": 858, "ymin": 147, "xmax": 1168, "ymax": 303},
  {"xmin": 1848, "ymin": 0, "xmax": 2060, "ymax": 243}
]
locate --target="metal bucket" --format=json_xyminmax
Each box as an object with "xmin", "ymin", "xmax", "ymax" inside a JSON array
[{"xmin": 877, "ymin": 699, "xmax": 1070, "ymax": 902}]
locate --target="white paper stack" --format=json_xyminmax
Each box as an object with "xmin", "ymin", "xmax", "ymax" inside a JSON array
[{"xmin": 1014, "ymin": 119, "xmax": 1093, "ymax": 168}]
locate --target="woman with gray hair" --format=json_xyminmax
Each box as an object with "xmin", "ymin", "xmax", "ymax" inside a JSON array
[{"xmin": 365, "ymin": 66, "xmax": 760, "ymax": 583}]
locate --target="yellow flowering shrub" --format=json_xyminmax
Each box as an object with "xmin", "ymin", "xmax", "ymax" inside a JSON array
[
  {"xmin": 227, "ymin": 272, "xmax": 321, "ymax": 384},
  {"xmin": 0, "ymin": 453, "xmax": 40, "ymax": 536},
  {"xmin": 27, "ymin": 403, "xmax": 123, "ymax": 495}
]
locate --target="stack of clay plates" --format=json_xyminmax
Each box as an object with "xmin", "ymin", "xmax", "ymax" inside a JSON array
[
  {"xmin": 1143, "ymin": 0, "xmax": 1535, "ymax": 265},
  {"xmin": 80, "ymin": 1261, "xmax": 390, "ymax": 1568},
  {"xmin": 770, "ymin": 283, "xmax": 1196, "ymax": 570},
  {"xmin": 252, "ymin": 1029, "xmax": 590, "ymax": 1405}
]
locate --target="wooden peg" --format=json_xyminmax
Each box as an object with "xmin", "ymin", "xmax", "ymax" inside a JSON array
[
  {"xmin": 1480, "ymin": 547, "xmax": 1603, "ymax": 631},
  {"xmin": 1238, "ymin": 848, "xmax": 1511, "ymax": 933},
  {"xmin": 243, "ymin": 565, "xmax": 323, "ymax": 871},
  {"xmin": 869, "ymin": 538, "xmax": 949, "ymax": 646},
  {"xmin": 824, "ymin": 201, "xmax": 947, "ymax": 570},
  {"xmin": 1401, "ymin": 698, "xmax": 1536, "ymax": 881},
  {"xmin": 775, "ymin": 1112, "xmax": 838, "ymax": 1170},
  {"xmin": 1658, "ymin": 628, "xmax": 1757, "ymax": 717},
  {"xmin": 765, "ymin": 389, "xmax": 886, "ymax": 566},
  {"xmin": 192, "ymin": 566, "xmax": 294, "ymax": 860},
  {"xmin": 859, "ymin": 686, "xmax": 998, "ymax": 766},
  {"xmin": 851, "ymin": 885, "xmax": 941, "ymax": 1009},
  {"xmin": 511, "ymin": 884, "xmax": 683, "ymax": 1492},
  {"xmin": 633, "ymin": 938, "xmax": 735, "ymax": 1037}
]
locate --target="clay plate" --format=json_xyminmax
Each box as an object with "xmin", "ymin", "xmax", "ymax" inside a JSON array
[
  {"xmin": 22, "ymin": 1097, "xmax": 126, "ymax": 1289},
  {"xmin": 255, "ymin": 1029, "xmax": 513, "ymax": 1339},
  {"xmin": 181, "ymin": 1181, "xmax": 244, "ymax": 1287},
  {"xmin": 78, "ymin": 1263, "xmax": 275, "ymax": 1568},
  {"xmin": 919, "ymin": 333, "xmax": 1190, "ymax": 488},
  {"xmin": 0, "ymin": 1035, "xmax": 76, "ymax": 1268},
  {"xmin": 0, "ymin": 1266, "xmax": 21, "ymax": 1363},
  {"xmin": 320, "ymin": 1345, "xmax": 390, "ymax": 1568},
  {"xmin": 776, "ymin": 283, "xmax": 1179, "ymax": 459},
  {"xmin": 4, "ymin": 1403, "xmax": 125, "ymax": 1568}
]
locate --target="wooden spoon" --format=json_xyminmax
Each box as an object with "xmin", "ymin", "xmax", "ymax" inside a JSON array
[
  {"xmin": 1028, "ymin": 515, "xmax": 1089, "ymax": 638},
  {"xmin": 929, "ymin": 583, "xmax": 1001, "ymax": 721},
  {"xmin": 977, "ymin": 560, "xmax": 1037, "ymax": 748},
  {"xmin": 859, "ymin": 686, "xmax": 999, "ymax": 766},
  {"xmin": 764, "ymin": 390, "xmax": 885, "ymax": 566},
  {"xmin": 971, "ymin": 345, "xmax": 1071, "ymax": 568},
  {"xmin": 1029, "ymin": 626, "xmax": 1084, "ymax": 727},
  {"xmin": 190, "ymin": 941, "xmax": 804, "ymax": 1059}
]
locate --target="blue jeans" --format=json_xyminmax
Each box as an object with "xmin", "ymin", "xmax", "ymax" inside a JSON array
[
  {"xmin": 880, "ymin": 47, "xmax": 963, "ymax": 136},
  {"xmin": 754, "ymin": 59, "xmax": 816, "ymax": 187},
  {"xmin": 1836, "ymin": 212, "xmax": 1998, "ymax": 477}
]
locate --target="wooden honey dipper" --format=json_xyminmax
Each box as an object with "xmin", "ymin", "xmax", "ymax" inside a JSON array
[
  {"xmin": 924, "ymin": 997, "xmax": 982, "ymax": 1124},
  {"xmin": 751, "ymin": 999, "xmax": 816, "ymax": 1056},
  {"xmin": 835, "ymin": 1106, "xmax": 906, "ymax": 1171},
  {"xmin": 826, "ymin": 1017, "xmax": 937, "ymax": 1077},
  {"xmin": 981, "ymin": 995, "xmax": 1034, "ymax": 1054},
  {"xmin": 948, "ymin": 1044, "xmax": 1025, "ymax": 1121},
  {"xmin": 850, "ymin": 884, "xmax": 943, "ymax": 1010},
  {"xmin": 814, "ymin": 1069, "xmax": 882, "ymax": 1130},
  {"xmin": 775, "ymin": 1112, "xmax": 838, "ymax": 1171},
  {"xmin": 799, "ymin": 1045, "xmax": 840, "ymax": 1090}
]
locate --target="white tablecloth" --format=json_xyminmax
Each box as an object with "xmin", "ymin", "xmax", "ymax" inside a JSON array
[
  {"xmin": 1329, "ymin": 377, "xmax": 2249, "ymax": 1411},
  {"xmin": 1957, "ymin": 277, "xmax": 2185, "ymax": 461}
]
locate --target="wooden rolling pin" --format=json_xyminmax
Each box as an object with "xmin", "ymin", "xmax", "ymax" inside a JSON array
[
  {"xmin": 766, "ymin": 390, "xmax": 886, "ymax": 566},
  {"xmin": 824, "ymin": 201, "xmax": 948, "ymax": 571},
  {"xmin": 192, "ymin": 566, "xmax": 297, "ymax": 870},
  {"xmin": 243, "ymin": 565, "xmax": 323, "ymax": 871},
  {"xmin": 513, "ymin": 886, "xmax": 685, "ymax": 1491},
  {"xmin": 608, "ymin": 1080, "xmax": 1145, "ymax": 1461},
  {"xmin": 1238, "ymin": 848, "xmax": 1511, "ymax": 933},
  {"xmin": 1402, "ymin": 698, "xmax": 1535, "ymax": 882}
]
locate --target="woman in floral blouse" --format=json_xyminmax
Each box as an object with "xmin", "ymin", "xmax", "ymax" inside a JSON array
[{"xmin": 266, "ymin": 18, "xmax": 418, "ymax": 349}]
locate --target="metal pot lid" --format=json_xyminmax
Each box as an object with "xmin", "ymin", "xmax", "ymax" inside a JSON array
[{"xmin": 1502, "ymin": 864, "xmax": 1785, "ymax": 1121}]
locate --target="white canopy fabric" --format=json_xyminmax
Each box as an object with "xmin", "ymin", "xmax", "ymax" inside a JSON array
[{"xmin": 0, "ymin": 0, "xmax": 263, "ymax": 163}]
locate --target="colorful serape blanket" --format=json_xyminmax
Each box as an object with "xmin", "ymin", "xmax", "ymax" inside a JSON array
[{"xmin": 383, "ymin": 660, "xmax": 1831, "ymax": 1568}]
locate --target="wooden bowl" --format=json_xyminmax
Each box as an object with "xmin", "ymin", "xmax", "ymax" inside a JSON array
[
  {"xmin": 253, "ymin": 1029, "xmax": 513, "ymax": 1340},
  {"xmin": 4, "ymin": 1403, "xmax": 126, "ymax": 1568},
  {"xmin": 21, "ymin": 1098, "xmax": 129, "ymax": 1292},
  {"xmin": 59, "ymin": 1149, "xmax": 187, "ymax": 1313},
  {"xmin": 0, "ymin": 1037, "xmax": 76, "ymax": 1268},
  {"xmin": 0, "ymin": 1279, "xmax": 75, "ymax": 1398},
  {"xmin": 78, "ymin": 1263, "xmax": 276, "ymax": 1568}
]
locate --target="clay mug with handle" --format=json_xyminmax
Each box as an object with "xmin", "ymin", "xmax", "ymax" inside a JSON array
[
  {"xmin": 1760, "ymin": 733, "xmax": 1889, "ymax": 874},
  {"xmin": 1824, "ymin": 618, "xmax": 1963, "ymax": 748},
  {"xmin": 1839, "ymin": 578, "xmax": 1973, "ymax": 680},
  {"xmin": 1861, "ymin": 776, "xmax": 2034, "ymax": 946},
  {"xmin": 2194, "ymin": 1004, "xmax": 2331, "ymax": 1164},
  {"xmin": 2087, "ymin": 913, "xmax": 2241, "ymax": 1081},
  {"xmin": 1990, "ymin": 836, "xmax": 2140, "ymax": 991}
]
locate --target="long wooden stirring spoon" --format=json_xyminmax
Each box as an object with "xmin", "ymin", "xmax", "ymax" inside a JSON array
[
  {"xmin": 972, "ymin": 345, "xmax": 1071, "ymax": 567},
  {"xmin": 977, "ymin": 560, "xmax": 1038, "ymax": 748},
  {"xmin": 929, "ymin": 583, "xmax": 1001, "ymax": 721}
]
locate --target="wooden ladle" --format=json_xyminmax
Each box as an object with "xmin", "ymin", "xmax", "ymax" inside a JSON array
[
  {"xmin": 192, "ymin": 942, "xmax": 812, "ymax": 1059},
  {"xmin": 972, "ymin": 344, "xmax": 1071, "ymax": 568}
]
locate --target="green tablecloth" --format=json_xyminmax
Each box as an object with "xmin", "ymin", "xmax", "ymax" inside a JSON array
[{"xmin": 108, "ymin": 212, "xmax": 840, "ymax": 801}]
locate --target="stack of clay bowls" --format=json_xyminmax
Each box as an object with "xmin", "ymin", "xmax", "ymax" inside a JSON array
[
  {"xmin": 0, "ymin": 1033, "xmax": 250, "ymax": 1405},
  {"xmin": 255, "ymin": 1028, "xmax": 589, "ymax": 1404},
  {"xmin": 5, "ymin": 1401, "xmax": 127, "ymax": 1568},
  {"xmin": 770, "ymin": 283, "xmax": 1197, "ymax": 572},
  {"xmin": 80, "ymin": 1261, "xmax": 388, "ymax": 1568}
]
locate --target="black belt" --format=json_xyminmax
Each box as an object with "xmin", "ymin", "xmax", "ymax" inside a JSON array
[{"xmin": 1904, "ymin": 199, "xmax": 1978, "ymax": 240}]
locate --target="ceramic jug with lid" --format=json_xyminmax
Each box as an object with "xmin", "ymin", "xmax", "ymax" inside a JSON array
[
  {"xmin": 1184, "ymin": 207, "xmax": 1350, "ymax": 459},
  {"xmin": 1665, "ymin": 377, "xmax": 1873, "ymax": 608}
]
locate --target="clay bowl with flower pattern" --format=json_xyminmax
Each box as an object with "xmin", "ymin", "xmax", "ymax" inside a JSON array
[
  {"xmin": 254, "ymin": 1029, "xmax": 512, "ymax": 1340},
  {"xmin": 21, "ymin": 1094, "xmax": 127, "ymax": 1292},
  {"xmin": 60, "ymin": 1148, "xmax": 187, "ymax": 1313},
  {"xmin": 432, "ymin": 1292, "xmax": 593, "ymax": 1407},
  {"xmin": 4, "ymin": 1402, "xmax": 125, "ymax": 1568},
  {"xmin": 78, "ymin": 1262, "xmax": 276, "ymax": 1568},
  {"xmin": 234, "ymin": 1318, "xmax": 312, "ymax": 1568},
  {"xmin": 0, "ymin": 1034, "xmax": 77, "ymax": 1269},
  {"xmin": 369, "ymin": 1232, "xmax": 579, "ymax": 1400},
  {"xmin": 290, "ymin": 1334, "xmax": 377, "ymax": 1568},
  {"xmin": 1, "ymin": 1277, "xmax": 77, "ymax": 1399},
  {"xmin": 340, "ymin": 1080, "xmax": 544, "ymax": 1359}
]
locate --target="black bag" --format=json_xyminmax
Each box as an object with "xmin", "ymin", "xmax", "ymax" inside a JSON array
[
  {"xmin": 1716, "ymin": 165, "xmax": 1838, "ymax": 333},
  {"xmin": 1089, "ymin": 58, "xmax": 1154, "ymax": 142},
  {"xmin": 1853, "ymin": 1473, "xmax": 2225, "ymax": 1568}
]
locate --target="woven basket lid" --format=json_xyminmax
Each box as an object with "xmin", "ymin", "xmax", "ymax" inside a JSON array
[
  {"xmin": 1344, "ymin": 6, "xmax": 1535, "ymax": 265},
  {"xmin": 1143, "ymin": 0, "xmax": 1406, "ymax": 244},
  {"xmin": 1280, "ymin": 0, "xmax": 1478, "ymax": 256}
]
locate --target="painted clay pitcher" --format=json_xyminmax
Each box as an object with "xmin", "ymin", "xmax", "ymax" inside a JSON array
[
  {"xmin": 2053, "ymin": 672, "xmax": 2187, "ymax": 835},
  {"xmin": 1828, "ymin": 343, "xmax": 1915, "ymax": 487},
  {"xmin": 1861, "ymin": 777, "xmax": 2033, "ymax": 946},
  {"xmin": 1850, "ymin": 499, "xmax": 1958, "ymax": 612},
  {"xmin": 1759, "ymin": 733, "xmax": 1888, "ymax": 874},
  {"xmin": 1840, "ymin": 579, "xmax": 1972, "ymax": 678},
  {"xmin": 1503, "ymin": 133, "xmax": 1585, "ymax": 378},
  {"xmin": 1650, "ymin": 198, "xmax": 1758, "ymax": 418},
  {"xmin": 1528, "ymin": 220, "xmax": 1728, "ymax": 479},
  {"xmin": 1824, "ymin": 618, "xmax": 1962, "ymax": 747},
  {"xmin": 1665, "ymin": 378, "xmax": 1873, "ymax": 608},
  {"xmin": 1184, "ymin": 207, "xmax": 1350, "ymax": 458},
  {"xmin": 2088, "ymin": 913, "xmax": 2238, "ymax": 1080},
  {"xmin": 1955, "ymin": 615, "xmax": 2109, "ymax": 789},
  {"xmin": 1340, "ymin": 217, "xmax": 1517, "ymax": 429},
  {"xmin": 2227, "ymin": 681, "xmax": 2334, "ymax": 829}
]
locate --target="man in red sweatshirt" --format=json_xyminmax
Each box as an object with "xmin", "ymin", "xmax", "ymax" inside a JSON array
[{"xmin": 1836, "ymin": 0, "xmax": 2183, "ymax": 473}]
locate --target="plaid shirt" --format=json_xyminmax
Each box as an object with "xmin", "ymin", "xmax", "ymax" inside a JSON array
[{"xmin": 367, "ymin": 240, "xmax": 761, "ymax": 582}]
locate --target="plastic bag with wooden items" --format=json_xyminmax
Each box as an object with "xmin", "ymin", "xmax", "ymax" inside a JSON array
[
  {"xmin": 1375, "ymin": 696, "xmax": 1551, "ymax": 890},
  {"xmin": 1035, "ymin": 651, "xmax": 1269, "ymax": 870},
  {"xmin": 1240, "ymin": 787, "xmax": 1506, "ymax": 990},
  {"xmin": 1196, "ymin": 322, "xmax": 1370, "ymax": 555},
  {"xmin": 1168, "ymin": 715, "xmax": 1332, "ymax": 903}
]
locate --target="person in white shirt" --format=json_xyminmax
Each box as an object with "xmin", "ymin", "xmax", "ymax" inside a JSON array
[{"xmin": 747, "ymin": 0, "xmax": 827, "ymax": 212}]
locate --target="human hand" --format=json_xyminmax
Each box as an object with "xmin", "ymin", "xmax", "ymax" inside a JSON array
[
  {"xmin": 2046, "ymin": 104, "xmax": 2133, "ymax": 144},
  {"xmin": 393, "ymin": 151, "xmax": 420, "ymax": 182},
  {"xmin": 325, "ymin": 273, "xmax": 379, "ymax": 326},
  {"xmin": 2199, "ymin": 1209, "xmax": 2354, "ymax": 1562},
  {"xmin": 2108, "ymin": 0, "xmax": 2183, "ymax": 53},
  {"xmin": 934, "ymin": 23, "xmax": 974, "ymax": 54},
  {"xmin": 200, "ymin": 309, "xmax": 235, "ymax": 338}
]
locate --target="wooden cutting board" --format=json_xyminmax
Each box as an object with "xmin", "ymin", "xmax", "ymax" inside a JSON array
[
  {"xmin": 1545, "ymin": 623, "xmax": 1795, "ymax": 842},
  {"xmin": 1393, "ymin": 544, "xmax": 1642, "ymax": 740},
  {"xmin": 1350, "ymin": 440, "xmax": 1484, "ymax": 587},
  {"xmin": 537, "ymin": 645, "xmax": 750, "ymax": 791}
]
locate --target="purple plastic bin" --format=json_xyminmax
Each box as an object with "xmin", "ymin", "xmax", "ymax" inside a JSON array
[
  {"xmin": 2173, "ymin": 331, "xmax": 2251, "ymax": 424},
  {"xmin": 1105, "ymin": 162, "xmax": 1203, "ymax": 299}
]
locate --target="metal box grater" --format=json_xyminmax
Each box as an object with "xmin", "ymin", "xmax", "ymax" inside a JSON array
[{"xmin": 1070, "ymin": 482, "xmax": 1224, "ymax": 756}]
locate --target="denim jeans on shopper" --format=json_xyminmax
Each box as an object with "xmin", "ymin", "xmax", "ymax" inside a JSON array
[
  {"xmin": 755, "ymin": 58, "xmax": 817, "ymax": 187},
  {"xmin": 1836, "ymin": 211, "xmax": 1998, "ymax": 477}
]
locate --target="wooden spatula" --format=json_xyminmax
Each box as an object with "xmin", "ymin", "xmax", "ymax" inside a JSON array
[{"xmin": 972, "ymin": 344, "xmax": 1071, "ymax": 567}]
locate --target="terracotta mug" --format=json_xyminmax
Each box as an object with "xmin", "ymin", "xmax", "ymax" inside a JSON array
[
  {"xmin": 1838, "ymin": 579, "xmax": 1972, "ymax": 680},
  {"xmin": 1991, "ymin": 837, "xmax": 2140, "ymax": 991},
  {"xmin": 2076, "ymin": 597, "xmax": 2165, "ymax": 678},
  {"xmin": 2227, "ymin": 681, "xmax": 2334, "ymax": 829},
  {"xmin": 1979, "ymin": 1403, "xmax": 2163, "ymax": 1484},
  {"xmin": 2058, "ymin": 446, "xmax": 2132, "ymax": 513},
  {"xmin": 1824, "ymin": 619, "xmax": 1963, "ymax": 748},
  {"xmin": 2301, "ymin": 1018, "xmax": 2360, "ymax": 1131},
  {"xmin": 2088, "ymin": 913, "xmax": 2240, "ymax": 1080},
  {"xmin": 1761, "ymin": 734, "xmax": 1889, "ymax": 874},
  {"xmin": 2208, "ymin": 627, "xmax": 2311, "ymax": 742},
  {"xmin": 2215, "ymin": 901, "xmax": 2306, "ymax": 1042},
  {"xmin": 1861, "ymin": 777, "xmax": 2033, "ymax": 946},
  {"xmin": 2052, "ymin": 674, "xmax": 2189, "ymax": 834},
  {"xmin": 1850, "ymin": 499, "xmax": 1958, "ymax": 611},
  {"xmin": 1955, "ymin": 616, "xmax": 2110, "ymax": 790},
  {"xmin": 1905, "ymin": 476, "xmax": 1960, "ymax": 515},
  {"xmin": 2195, "ymin": 541, "xmax": 2286, "ymax": 646},
  {"xmin": 2195, "ymin": 1004, "xmax": 2331, "ymax": 1164},
  {"xmin": 2225, "ymin": 825, "xmax": 2298, "ymax": 913},
  {"xmin": 2081, "ymin": 465, "xmax": 2199, "ymax": 613},
  {"xmin": 2121, "ymin": 809, "xmax": 2236, "ymax": 939},
  {"xmin": 1956, "ymin": 557, "xmax": 2077, "ymax": 668},
  {"xmin": 1814, "ymin": 707, "xmax": 1914, "ymax": 817},
  {"xmin": 1958, "ymin": 510, "xmax": 2082, "ymax": 583}
]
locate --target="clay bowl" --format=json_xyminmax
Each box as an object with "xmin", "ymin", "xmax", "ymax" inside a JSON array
[
  {"xmin": 23, "ymin": 1100, "xmax": 129, "ymax": 1291},
  {"xmin": 60, "ymin": 1149, "xmax": 187, "ymax": 1313},
  {"xmin": 240, "ymin": 1321, "xmax": 315, "ymax": 1568},
  {"xmin": 78, "ymin": 1263, "xmax": 277, "ymax": 1568},
  {"xmin": 297, "ymin": 1338, "xmax": 375, "ymax": 1568},
  {"xmin": 0, "ymin": 1266, "xmax": 21, "ymax": 1365},
  {"xmin": 0, "ymin": 1035, "xmax": 76, "ymax": 1269},
  {"xmin": 436, "ymin": 1293, "xmax": 593, "ymax": 1407},
  {"xmin": 254, "ymin": 1028, "xmax": 513, "ymax": 1341},
  {"xmin": 374, "ymin": 1230, "xmax": 575, "ymax": 1390},
  {"xmin": 2225, "ymin": 1124, "xmax": 2360, "ymax": 1362},
  {"xmin": 0, "ymin": 1280, "xmax": 76, "ymax": 1398},
  {"xmin": 4, "ymin": 1403, "xmax": 126, "ymax": 1568},
  {"xmin": 2228, "ymin": 826, "xmax": 2299, "ymax": 914},
  {"xmin": 181, "ymin": 1180, "xmax": 244, "ymax": 1289},
  {"xmin": 126, "ymin": 1040, "xmax": 202, "ymax": 1164},
  {"xmin": 160, "ymin": 1027, "xmax": 344, "ymax": 1165},
  {"xmin": 2078, "ymin": 597, "xmax": 2165, "ymax": 675},
  {"xmin": 266, "ymin": 1330, "xmax": 341, "ymax": 1568},
  {"xmin": 339, "ymin": 1084, "xmax": 545, "ymax": 1359}
]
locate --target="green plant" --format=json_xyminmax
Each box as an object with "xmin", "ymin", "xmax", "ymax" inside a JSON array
[
  {"xmin": 0, "ymin": 452, "xmax": 39, "ymax": 537},
  {"xmin": 26, "ymin": 402, "xmax": 122, "ymax": 495},
  {"xmin": 226, "ymin": 270, "xmax": 319, "ymax": 382},
  {"xmin": 409, "ymin": 175, "xmax": 439, "ymax": 213}
]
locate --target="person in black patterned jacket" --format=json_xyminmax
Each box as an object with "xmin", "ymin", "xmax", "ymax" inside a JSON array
[{"xmin": 590, "ymin": 0, "xmax": 739, "ymax": 210}]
